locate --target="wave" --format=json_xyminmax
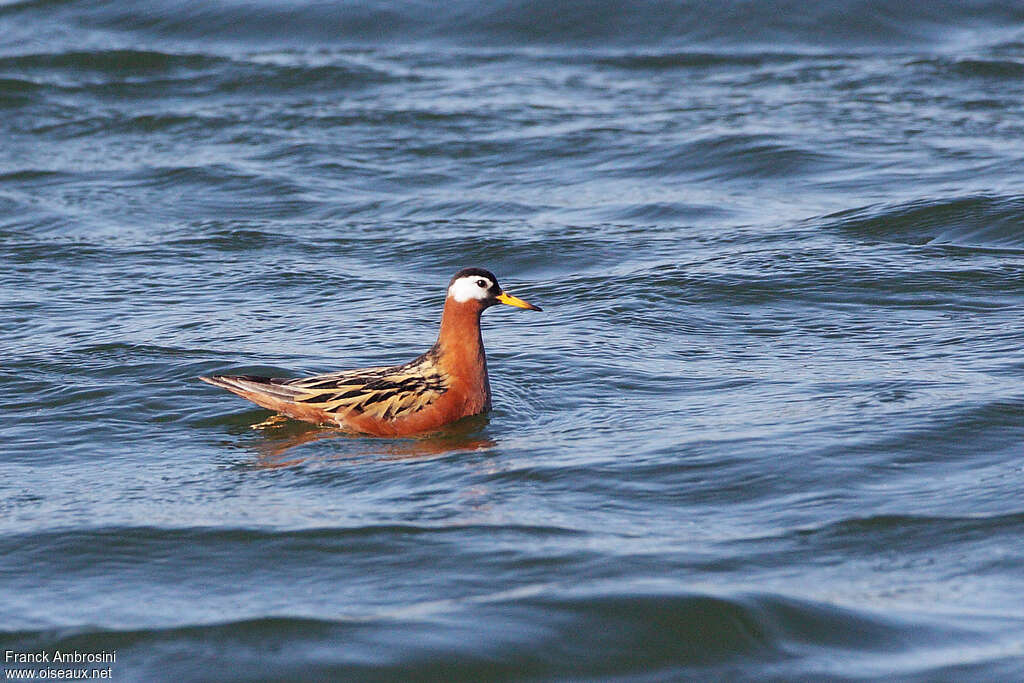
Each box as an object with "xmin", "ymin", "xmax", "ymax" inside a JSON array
[
  {"xmin": 3, "ymin": 0, "xmax": 1022, "ymax": 50},
  {"xmin": 2, "ymin": 588, "xmax": 1008, "ymax": 679},
  {"xmin": 0, "ymin": 48, "xmax": 403, "ymax": 104},
  {"xmin": 811, "ymin": 511, "xmax": 1024, "ymax": 536},
  {"xmin": 824, "ymin": 195, "xmax": 1024, "ymax": 250},
  {"xmin": 0, "ymin": 49, "xmax": 221, "ymax": 72},
  {"xmin": 911, "ymin": 56, "xmax": 1024, "ymax": 80},
  {"xmin": 612, "ymin": 133, "xmax": 839, "ymax": 181},
  {"xmin": 0, "ymin": 524, "xmax": 584, "ymax": 564}
]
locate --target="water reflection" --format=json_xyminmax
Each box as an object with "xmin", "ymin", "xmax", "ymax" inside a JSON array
[{"xmin": 244, "ymin": 414, "xmax": 496, "ymax": 468}]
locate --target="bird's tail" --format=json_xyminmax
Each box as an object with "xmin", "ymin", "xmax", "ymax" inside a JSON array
[{"xmin": 199, "ymin": 374, "xmax": 303, "ymax": 411}]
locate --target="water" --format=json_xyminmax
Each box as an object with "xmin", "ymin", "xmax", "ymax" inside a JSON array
[{"xmin": 2, "ymin": 1, "xmax": 1023, "ymax": 680}]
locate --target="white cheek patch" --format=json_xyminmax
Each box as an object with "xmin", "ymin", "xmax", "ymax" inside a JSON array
[{"xmin": 448, "ymin": 276, "xmax": 492, "ymax": 303}]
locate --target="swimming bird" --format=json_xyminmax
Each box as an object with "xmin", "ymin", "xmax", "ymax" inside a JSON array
[{"xmin": 200, "ymin": 268, "xmax": 541, "ymax": 436}]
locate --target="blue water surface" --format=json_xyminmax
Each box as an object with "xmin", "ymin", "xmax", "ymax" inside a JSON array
[{"xmin": 1, "ymin": 1, "xmax": 1023, "ymax": 680}]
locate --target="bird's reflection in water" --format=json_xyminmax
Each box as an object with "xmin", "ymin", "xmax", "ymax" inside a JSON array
[{"xmin": 244, "ymin": 413, "xmax": 496, "ymax": 468}]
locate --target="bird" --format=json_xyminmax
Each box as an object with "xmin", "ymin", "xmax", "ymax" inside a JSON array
[{"xmin": 200, "ymin": 268, "xmax": 541, "ymax": 437}]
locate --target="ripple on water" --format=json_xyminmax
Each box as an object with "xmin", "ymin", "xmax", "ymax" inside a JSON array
[{"xmin": 823, "ymin": 194, "xmax": 1024, "ymax": 251}]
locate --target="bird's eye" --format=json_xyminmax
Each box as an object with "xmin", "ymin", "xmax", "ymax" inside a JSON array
[{"xmin": 476, "ymin": 279, "xmax": 487, "ymax": 288}]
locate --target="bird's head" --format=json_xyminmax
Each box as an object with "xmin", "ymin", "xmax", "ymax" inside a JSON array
[{"xmin": 446, "ymin": 267, "xmax": 542, "ymax": 312}]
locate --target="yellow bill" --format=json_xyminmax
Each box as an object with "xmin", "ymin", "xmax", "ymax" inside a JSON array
[{"xmin": 496, "ymin": 291, "xmax": 542, "ymax": 311}]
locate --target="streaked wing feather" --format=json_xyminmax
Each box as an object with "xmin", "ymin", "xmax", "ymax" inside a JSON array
[
  {"xmin": 290, "ymin": 367, "xmax": 391, "ymax": 389},
  {"xmin": 284, "ymin": 349, "xmax": 448, "ymax": 420}
]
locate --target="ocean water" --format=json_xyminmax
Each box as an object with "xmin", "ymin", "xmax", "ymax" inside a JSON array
[{"xmin": 2, "ymin": 1, "xmax": 1024, "ymax": 680}]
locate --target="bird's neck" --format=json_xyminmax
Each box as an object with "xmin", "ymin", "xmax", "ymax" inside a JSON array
[{"xmin": 436, "ymin": 298, "xmax": 490, "ymax": 402}]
